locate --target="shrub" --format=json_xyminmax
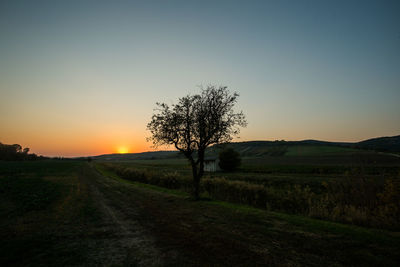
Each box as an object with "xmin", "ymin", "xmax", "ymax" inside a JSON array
[{"xmin": 218, "ymin": 148, "xmax": 241, "ymax": 171}]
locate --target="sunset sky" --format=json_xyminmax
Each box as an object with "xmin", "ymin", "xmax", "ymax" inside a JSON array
[{"xmin": 1, "ymin": 0, "xmax": 399, "ymax": 157}]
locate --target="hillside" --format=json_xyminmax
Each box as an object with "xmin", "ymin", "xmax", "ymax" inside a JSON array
[
  {"xmin": 207, "ymin": 140, "xmax": 355, "ymax": 157},
  {"xmin": 91, "ymin": 135, "xmax": 400, "ymax": 161},
  {"xmin": 355, "ymin": 135, "xmax": 400, "ymax": 153}
]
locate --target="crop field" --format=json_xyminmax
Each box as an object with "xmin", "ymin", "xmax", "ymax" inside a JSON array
[
  {"xmin": 98, "ymin": 150, "xmax": 400, "ymax": 229},
  {"xmin": 101, "ymin": 149, "xmax": 400, "ymax": 190},
  {"xmin": 1, "ymin": 159, "xmax": 400, "ymax": 266}
]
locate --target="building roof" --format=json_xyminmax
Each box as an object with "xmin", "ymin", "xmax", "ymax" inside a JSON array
[{"xmin": 204, "ymin": 156, "xmax": 218, "ymax": 162}]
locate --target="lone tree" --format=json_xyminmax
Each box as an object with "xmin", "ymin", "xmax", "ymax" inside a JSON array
[{"xmin": 147, "ymin": 85, "xmax": 247, "ymax": 199}]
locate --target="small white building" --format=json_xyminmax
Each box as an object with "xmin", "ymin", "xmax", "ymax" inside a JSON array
[{"xmin": 204, "ymin": 157, "xmax": 220, "ymax": 172}]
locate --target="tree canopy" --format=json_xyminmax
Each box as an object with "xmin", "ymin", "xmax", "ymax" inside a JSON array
[
  {"xmin": 0, "ymin": 142, "xmax": 37, "ymax": 161},
  {"xmin": 147, "ymin": 85, "xmax": 247, "ymax": 199}
]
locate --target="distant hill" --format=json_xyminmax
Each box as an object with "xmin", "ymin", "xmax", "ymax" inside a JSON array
[
  {"xmin": 93, "ymin": 151, "xmax": 181, "ymax": 161},
  {"xmin": 211, "ymin": 135, "xmax": 400, "ymax": 156},
  {"xmin": 91, "ymin": 135, "xmax": 400, "ymax": 160},
  {"xmin": 354, "ymin": 135, "xmax": 400, "ymax": 153},
  {"xmin": 207, "ymin": 140, "xmax": 355, "ymax": 157}
]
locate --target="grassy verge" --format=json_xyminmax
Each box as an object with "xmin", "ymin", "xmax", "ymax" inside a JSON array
[
  {"xmin": 94, "ymin": 163, "xmax": 188, "ymax": 197},
  {"xmin": 97, "ymin": 162, "xmax": 400, "ymax": 229},
  {"xmin": 95, "ymin": 162, "xmax": 400, "ymax": 266},
  {"xmin": 96, "ymin": 163, "xmax": 400, "ymax": 243}
]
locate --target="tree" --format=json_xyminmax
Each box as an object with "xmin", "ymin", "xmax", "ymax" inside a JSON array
[
  {"xmin": 218, "ymin": 147, "xmax": 241, "ymax": 171},
  {"xmin": 0, "ymin": 142, "xmax": 37, "ymax": 160},
  {"xmin": 147, "ymin": 85, "xmax": 247, "ymax": 199}
]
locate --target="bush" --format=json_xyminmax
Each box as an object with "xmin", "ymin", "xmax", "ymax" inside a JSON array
[{"xmin": 218, "ymin": 148, "xmax": 241, "ymax": 171}]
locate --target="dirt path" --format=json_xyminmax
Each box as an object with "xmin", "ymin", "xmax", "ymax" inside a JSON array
[{"xmin": 80, "ymin": 164, "xmax": 163, "ymax": 266}]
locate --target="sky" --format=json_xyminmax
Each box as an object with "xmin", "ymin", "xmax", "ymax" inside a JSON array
[{"xmin": 1, "ymin": 0, "xmax": 399, "ymax": 157}]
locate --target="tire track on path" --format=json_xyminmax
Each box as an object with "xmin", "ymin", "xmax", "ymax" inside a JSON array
[{"xmin": 80, "ymin": 163, "xmax": 163, "ymax": 266}]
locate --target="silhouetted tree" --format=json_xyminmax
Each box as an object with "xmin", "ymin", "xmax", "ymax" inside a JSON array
[
  {"xmin": 0, "ymin": 142, "xmax": 38, "ymax": 160},
  {"xmin": 219, "ymin": 147, "xmax": 241, "ymax": 171},
  {"xmin": 147, "ymin": 85, "xmax": 247, "ymax": 199},
  {"xmin": 13, "ymin": 144, "xmax": 22, "ymax": 153}
]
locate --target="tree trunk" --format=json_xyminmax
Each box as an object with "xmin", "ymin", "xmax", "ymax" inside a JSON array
[
  {"xmin": 198, "ymin": 149, "xmax": 205, "ymax": 179},
  {"xmin": 187, "ymin": 150, "xmax": 205, "ymax": 200},
  {"xmin": 190, "ymin": 161, "xmax": 200, "ymax": 200},
  {"xmin": 192, "ymin": 149, "xmax": 206, "ymax": 200},
  {"xmin": 193, "ymin": 174, "xmax": 200, "ymax": 200}
]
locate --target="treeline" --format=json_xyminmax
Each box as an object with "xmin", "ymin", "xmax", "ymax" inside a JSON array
[{"xmin": 0, "ymin": 142, "xmax": 43, "ymax": 161}]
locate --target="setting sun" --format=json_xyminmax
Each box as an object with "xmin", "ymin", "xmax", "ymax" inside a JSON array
[{"xmin": 117, "ymin": 146, "xmax": 129, "ymax": 154}]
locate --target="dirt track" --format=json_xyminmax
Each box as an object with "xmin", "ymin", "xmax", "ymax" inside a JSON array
[{"xmin": 80, "ymin": 164, "xmax": 163, "ymax": 266}]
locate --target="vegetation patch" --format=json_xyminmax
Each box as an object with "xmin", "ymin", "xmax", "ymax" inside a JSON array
[
  {"xmin": 0, "ymin": 161, "xmax": 101, "ymax": 266},
  {"xmin": 99, "ymin": 162, "xmax": 400, "ymax": 229},
  {"xmin": 0, "ymin": 175, "xmax": 62, "ymax": 215},
  {"xmin": 108, "ymin": 172, "xmax": 400, "ymax": 266},
  {"xmin": 2, "ymin": 160, "xmax": 399, "ymax": 266}
]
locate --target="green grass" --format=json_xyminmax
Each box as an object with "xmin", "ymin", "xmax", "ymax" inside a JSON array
[
  {"xmin": 100, "ymin": 152, "xmax": 400, "ymax": 177},
  {"xmin": 0, "ymin": 160, "xmax": 101, "ymax": 266},
  {"xmin": 94, "ymin": 162, "xmax": 188, "ymax": 197},
  {"xmin": 99, "ymin": 160, "xmax": 400, "ymax": 229},
  {"xmin": 0, "ymin": 160, "xmax": 82, "ymax": 176},
  {"xmin": 97, "ymin": 158, "xmax": 399, "ymax": 196},
  {"xmin": 0, "ymin": 160, "xmax": 84, "ymax": 216},
  {"xmin": 0, "ymin": 175, "xmax": 62, "ymax": 215},
  {"xmin": 97, "ymin": 162, "xmax": 399, "ymax": 245},
  {"xmin": 115, "ymin": 158, "xmax": 189, "ymax": 169},
  {"xmin": 99, "ymin": 164, "xmax": 400, "ymax": 266},
  {"xmin": 2, "ymin": 160, "xmax": 399, "ymax": 266},
  {"xmin": 285, "ymin": 145, "xmax": 359, "ymax": 156}
]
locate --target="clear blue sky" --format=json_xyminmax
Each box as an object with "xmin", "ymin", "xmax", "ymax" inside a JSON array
[{"xmin": 1, "ymin": 0, "xmax": 399, "ymax": 156}]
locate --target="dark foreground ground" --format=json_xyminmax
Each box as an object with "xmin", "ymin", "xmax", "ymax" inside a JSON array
[{"xmin": 0, "ymin": 160, "xmax": 399, "ymax": 266}]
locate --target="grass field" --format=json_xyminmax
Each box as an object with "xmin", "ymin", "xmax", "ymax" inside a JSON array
[
  {"xmin": 1, "ymin": 160, "xmax": 399, "ymax": 266},
  {"xmin": 100, "ymin": 150, "xmax": 400, "ymax": 191},
  {"xmin": 98, "ymin": 153, "xmax": 400, "ymax": 229},
  {"xmin": 0, "ymin": 161, "xmax": 99, "ymax": 265},
  {"xmin": 284, "ymin": 145, "xmax": 360, "ymax": 156}
]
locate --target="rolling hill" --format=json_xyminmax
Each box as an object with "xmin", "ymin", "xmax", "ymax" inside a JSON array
[
  {"xmin": 92, "ymin": 150, "xmax": 181, "ymax": 161},
  {"xmin": 91, "ymin": 135, "xmax": 400, "ymax": 161},
  {"xmin": 355, "ymin": 135, "xmax": 400, "ymax": 153}
]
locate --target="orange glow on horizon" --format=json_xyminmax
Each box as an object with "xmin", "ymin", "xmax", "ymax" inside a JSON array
[
  {"xmin": 116, "ymin": 146, "xmax": 129, "ymax": 154},
  {"xmin": 0, "ymin": 126, "xmax": 160, "ymax": 157}
]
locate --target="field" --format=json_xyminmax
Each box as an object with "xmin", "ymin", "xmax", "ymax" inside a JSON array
[
  {"xmin": 100, "ymin": 148, "xmax": 400, "ymax": 192},
  {"xmin": 1, "ymin": 154, "xmax": 400, "ymax": 266}
]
